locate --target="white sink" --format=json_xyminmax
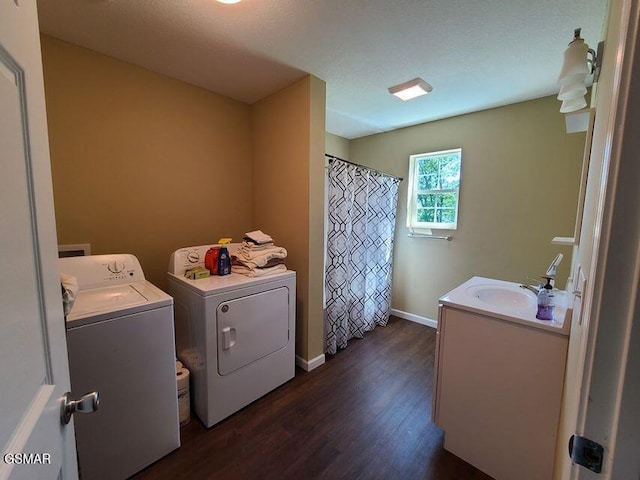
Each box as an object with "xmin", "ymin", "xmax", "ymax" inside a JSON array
[
  {"xmin": 439, "ymin": 276, "xmax": 571, "ymax": 336},
  {"xmin": 465, "ymin": 284, "xmax": 536, "ymax": 309}
]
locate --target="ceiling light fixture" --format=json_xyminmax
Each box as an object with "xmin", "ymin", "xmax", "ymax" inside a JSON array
[
  {"xmin": 557, "ymin": 28, "xmax": 604, "ymax": 113},
  {"xmin": 216, "ymin": 0, "xmax": 242, "ymax": 3},
  {"xmin": 388, "ymin": 78, "xmax": 433, "ymax": 101}
]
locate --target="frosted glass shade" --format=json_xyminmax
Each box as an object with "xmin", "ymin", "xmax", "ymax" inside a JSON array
[
  {"xmin": 558, "ymin": 72, "xmax": 588, "ymax": 87},
  {"xmin": 558, "ymin": 82, "xmax": 588, "ymax": 101},
  {"xmin": 560, "ymin": 96, "xmax": 587, "ymax": 113},
  {"xmin": 558, "ymin": 39, "xmax": 590, "ymax": 82},
  {"xmin": 557, "ymin": 37, "xmax": 591, "ymax": 113}
]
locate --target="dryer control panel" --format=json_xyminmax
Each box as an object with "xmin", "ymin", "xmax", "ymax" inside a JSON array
[
  {"xmin": 169, "ymin": 244, "xmax": 240, "ymax": 276},
  {"xmin": 59, "ymin": 254, "xmax": 145, "ymax": 290}
]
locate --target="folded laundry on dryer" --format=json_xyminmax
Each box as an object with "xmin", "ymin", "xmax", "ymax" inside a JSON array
[
  {"xmin": 239, "ymin": 241, "xmax": 274, "ymax": 253},
  {"xmin": 243, "ymin": 229, "xmax": 273, "ymax": 245},
  {"xmin": 232, "ymin": 239, "xmax": 288, "ymax": 277},
  {"xmin": 239, "ymin": 242, "xmax": 279, "ymax": 256},
  {"xmin": 231, "ymin": 263, "xmax": 287, "ymax": 277},
  {"xmin": 235, "ymin": 243, "xmax": 287, "ymax": 264}
]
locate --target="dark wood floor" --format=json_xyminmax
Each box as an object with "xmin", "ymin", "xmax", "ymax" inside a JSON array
[{"xmin": 133, "ymin": 317, "xmax": 492, "ymax": 480}]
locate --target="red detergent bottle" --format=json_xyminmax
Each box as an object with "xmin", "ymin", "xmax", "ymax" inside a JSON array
[{"xmin": 204, "ymin": 245, "xmax": 220, "ymax": 275}]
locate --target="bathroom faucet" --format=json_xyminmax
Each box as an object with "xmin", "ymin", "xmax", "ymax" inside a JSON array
[
  {"xmin": 519, "ymin": 284, "xmax": 541, "ymax": 295},
  {"xmin": 520, "ymin": 275, "xmax": 544, "ymax": 295},
  {"xmin": 545, "ymin": 253, "xmax": 564, "ymax": 279},
  {"xmin": 520, "ymin": 254, "xmax": 564, "ymax": 295}
]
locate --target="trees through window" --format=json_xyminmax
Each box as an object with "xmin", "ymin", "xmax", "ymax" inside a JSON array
[{"xmin": 407, "ymin": 149, "xmax": 461, "ymax": 231}]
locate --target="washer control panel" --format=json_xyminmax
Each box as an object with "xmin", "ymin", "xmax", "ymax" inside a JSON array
[
  {"xmin": 107, "ymin": 260, "xmax": 126, "ymax": 274},
  {"xmin": 59, "ymin": 254, "xmax": 145, "ymax": 289}
]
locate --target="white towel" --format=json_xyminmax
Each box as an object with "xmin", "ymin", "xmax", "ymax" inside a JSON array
[
  {"xmin": 237, "ymin": 244, "xmax": 286, "ymax": 260},
  {"xmin": 244, "ymin": 230, "xmax": 273, "ymax": 245},
  {"xmin": 60, "ymin": 272, "xmax": 78, "ymax": 316},
  {"xmin": 231, "ymin": 264, "xmax": 287, "ymax": 277},
  {"xmin": 240, "ymin": 241, "xmax": 274, "ymax": 253},
  {"xmin": 234, "ymin": 246, "xmax": 287, "ymax": 268}
]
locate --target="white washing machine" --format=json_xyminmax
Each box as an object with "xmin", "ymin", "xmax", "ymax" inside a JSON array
[
  {"xmin": 167, "ymin": 245, "xmax": 296, "ymax": 428},
  {"xmin": 59, "ymin": 254, "xmax": 180, "ymax": 480}
]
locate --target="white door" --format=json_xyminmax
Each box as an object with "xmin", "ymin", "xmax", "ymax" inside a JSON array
[
  {"xmin": 0, "ymin": 1, "xmax": 78, "ymax": 479},
  {"xmin": 574, "ymin": 0, "xmax": 640, "ymax": 476},
  {"xmin": 561, "ymin": 0, "xmax": 640, "ymax": 478}
]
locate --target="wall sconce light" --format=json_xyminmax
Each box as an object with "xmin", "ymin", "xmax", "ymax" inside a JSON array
[
  {"xmin": 557, "ymin": 28, "xmax": 604, "ymax": 113},
  {"xmin": 388, "ymin": 78, "xmax": 433, "ymax": 101}
]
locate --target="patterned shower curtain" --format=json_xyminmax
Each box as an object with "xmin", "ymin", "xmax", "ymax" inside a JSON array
[{"xmin": 325, "ymin": 158, "xmax": 400, "ymax": 355}]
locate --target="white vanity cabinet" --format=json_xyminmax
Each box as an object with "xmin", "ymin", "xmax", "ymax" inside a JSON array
[{"xmin": 433, "ymin": 277, "xmax": 570, "ymax": 480}]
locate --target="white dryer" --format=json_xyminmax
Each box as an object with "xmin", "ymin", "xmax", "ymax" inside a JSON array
[
  {"xmin": 167, "ymin": 245, "xmax": 296, "ymax": 427},
  {"xmin": 59, "ymin": 254, "xmax": 180, "ymax": 480}
]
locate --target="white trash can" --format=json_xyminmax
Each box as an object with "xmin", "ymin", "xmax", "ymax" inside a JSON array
[{"xmin": 176, "ymin": 362, "xmax": 190, "ymax": 426}]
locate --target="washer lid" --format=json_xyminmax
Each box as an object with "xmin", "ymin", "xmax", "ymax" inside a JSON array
[{"xmin": 68, "ymin": 284, "xmax": 148, "ymax": 320}]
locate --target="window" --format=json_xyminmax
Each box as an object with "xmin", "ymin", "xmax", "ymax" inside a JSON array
[{"xmin": 407, "ymin": 148, "xmax": 461, "ymax": 231}]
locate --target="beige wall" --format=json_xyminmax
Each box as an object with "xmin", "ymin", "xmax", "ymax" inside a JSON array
[
  {"xmin": 325, "ymin": 132, "xmax": 350, "ymax": 159},
  {"xmin": 351, "ymin": 95, "xmax": 585, "ymax": 321},
  {"xmin": 41, "ymin": 36, "xmax": 253, "ymax": 290},
  {"xmin": 308, "ymin": 77, "xmax": 327, "ymax": 360},
  {"xmin": 251, "ymin": 76, "xmax": 326, "ymax": 360},
  {"xmin": 42, "ymin": 36, "xmax": 326, "ymax": 363}
]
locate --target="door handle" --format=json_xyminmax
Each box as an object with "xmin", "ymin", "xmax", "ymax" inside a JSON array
[
  {"xmin": 61, "ymin": 391, "xmax": 99, "ymax": 425},
  {"xmin": 222, "ymin": 327, "xmax": 236, "ymax": 350}
]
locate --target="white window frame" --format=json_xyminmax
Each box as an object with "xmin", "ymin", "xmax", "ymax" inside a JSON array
[{"xmin": 407, "ymin": 148, "xmax": 462, "ymax": 231}]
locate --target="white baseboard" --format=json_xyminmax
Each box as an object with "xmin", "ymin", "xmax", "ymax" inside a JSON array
[
  {"xmin": 390, "ymin": 308, "xmax": 437, "ymax": 329},
  {"xmin": 295, "ymin": 353, "xmax": 326, "ymax": 372}
]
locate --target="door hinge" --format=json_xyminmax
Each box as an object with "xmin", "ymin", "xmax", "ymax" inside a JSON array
[{"xmin": 569, "ymin": 434, "xmax": 604, "ymax": 474}]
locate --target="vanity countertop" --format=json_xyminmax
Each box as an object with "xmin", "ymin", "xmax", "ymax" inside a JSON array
[{"xmin": 439, "ymin": 276, "xmax": 571, "ymax": 336}]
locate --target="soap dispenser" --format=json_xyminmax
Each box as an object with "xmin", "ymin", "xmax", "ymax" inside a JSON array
[{"xmin": 536, "ymin": 276, "xmax": 554, "ymax": 321}]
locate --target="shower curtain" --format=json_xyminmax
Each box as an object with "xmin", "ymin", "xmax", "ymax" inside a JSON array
[{"xmin": 325, "ymin": 157, "xmax": 400, "ymax": 355}]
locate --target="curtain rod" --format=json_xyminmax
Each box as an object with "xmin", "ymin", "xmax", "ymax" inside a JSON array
[{"xmin": 325, "ymin": 154, "xmax": 403, "ymax": 181}]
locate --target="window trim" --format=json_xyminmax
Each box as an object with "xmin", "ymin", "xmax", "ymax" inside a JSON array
[{"xmin": 407, "ymin": 148, "xmax": 462, "ymax": 231}]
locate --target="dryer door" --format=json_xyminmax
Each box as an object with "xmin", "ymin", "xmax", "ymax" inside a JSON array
[{"xmin": 216, "ymin": 287, "xmax": 289, "ymax": 375}]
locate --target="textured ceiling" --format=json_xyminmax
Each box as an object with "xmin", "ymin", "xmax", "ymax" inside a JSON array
[{"xmin": 37, "ymin": 0, "xmax": 608, "ymax": 139}]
